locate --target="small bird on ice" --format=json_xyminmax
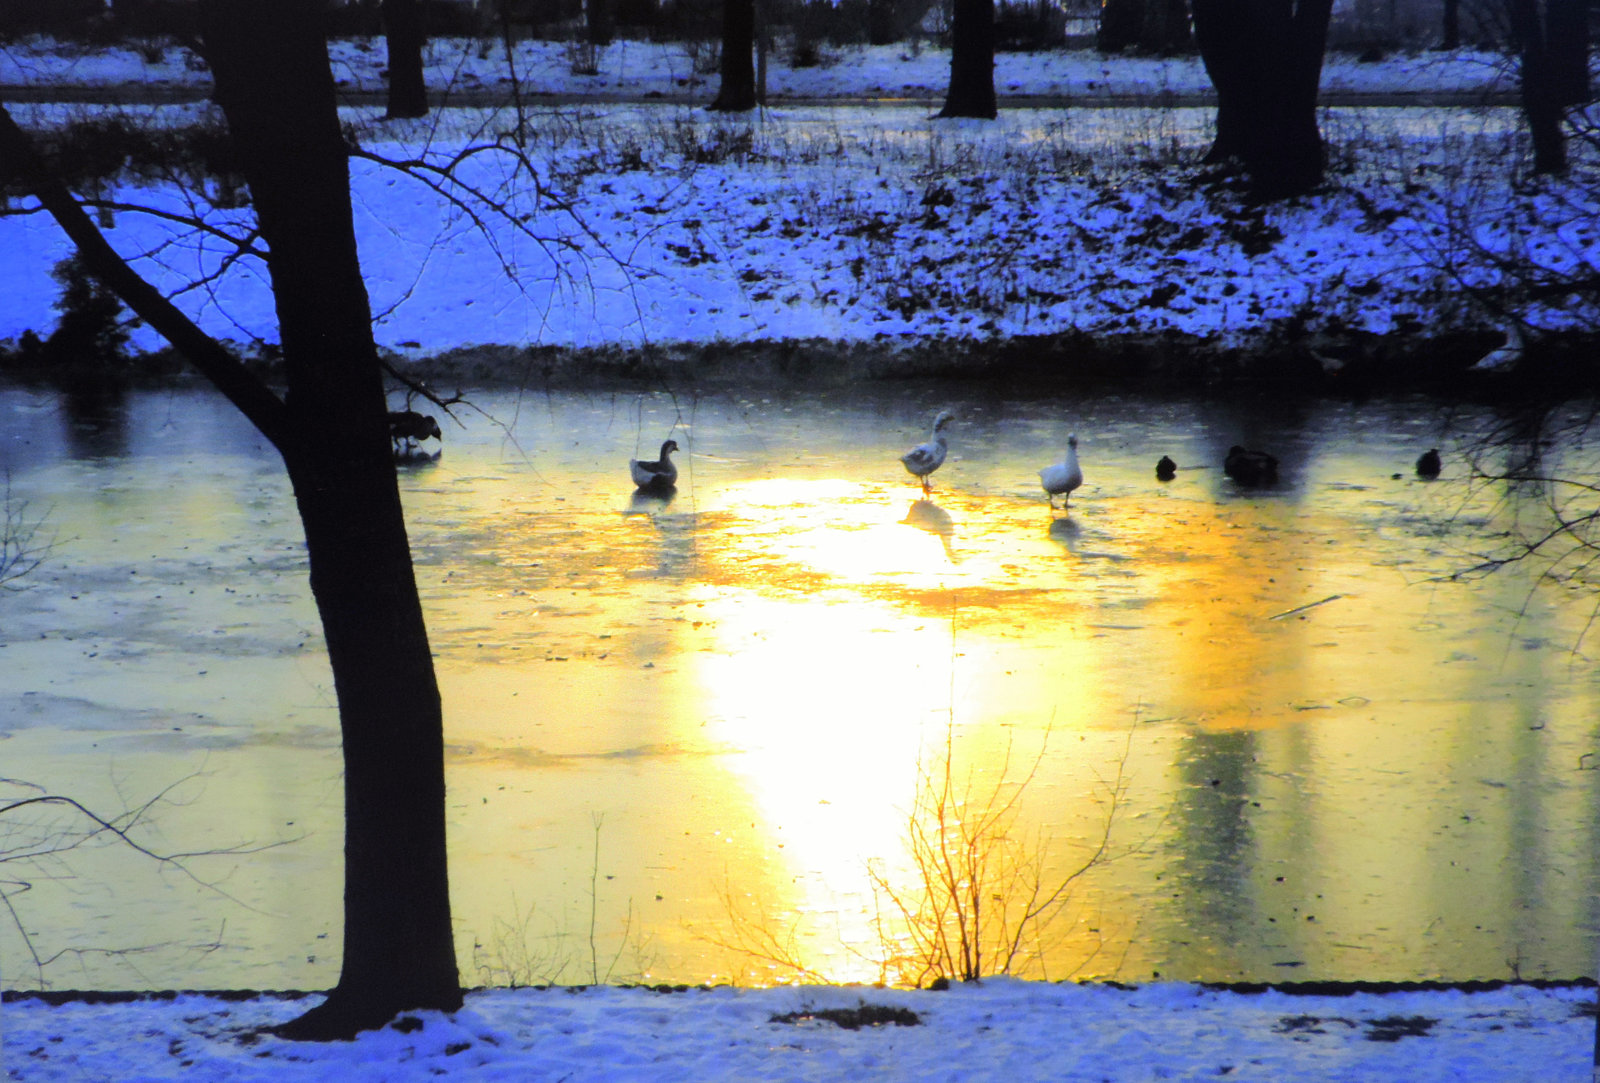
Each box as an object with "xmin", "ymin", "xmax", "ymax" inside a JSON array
[
  {"xmin": 1224, "ymin": 445, "xmax": 1279, "ymax": 486},
  {"xmin": 1415, "ymin": 448, "xmax": 1441, "ymax": 479},
  {"xmin": 901, "ymin": 410, "xmax": 954, "ymax": 494},
  {"xmin": 388, "ymin": 410, "xmax": 442, "ymax": 457},
  {"xmin": 1039, "ymin": 434, "xmax": 1084, "ymax": 510},
  {"xmin": 630, "ymin": 438, "xmax": 679, "ymax": 492}
]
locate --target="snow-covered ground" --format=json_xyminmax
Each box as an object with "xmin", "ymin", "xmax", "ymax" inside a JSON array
[
  {"xmin": 2, "ymin": 37, "xmax": 1593, "ymax": 377},
  {"xmin": 4, "ymin": 979, "xmax": 1594, "ymax": 1082},
  {"xmin": 0, "ymin": 35, "xmax": 1520, "ymax": 102}
]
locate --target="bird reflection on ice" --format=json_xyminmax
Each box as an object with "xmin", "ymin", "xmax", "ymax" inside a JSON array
[
  {"xmin": 901, "ymin": 498, "xmax": 956, "ymax": 562},
  {"xmin": 1047, "ymin": 514, "xmax": 1081, "ymax": 553},
  {"xmin": 625, "ymin": 487, "xmax": 676, "ymax": 515}
]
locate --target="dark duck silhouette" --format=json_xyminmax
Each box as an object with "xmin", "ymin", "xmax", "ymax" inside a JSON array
[
  {"xmin": 1224, "ymin": 445, "xmax": 1278, "ymax": 486},
  {"xmin": 388, "ymin": 410, "xmax": 441, "ymax": 456},
  {"xmin": 1415, "ymin": 448, "xmax": 1441, "ymax": 479},
  {"xmin": 630, "ymin": 438, "xmax": 679, "ymax": 492},
  {"xmin": 1155, "ymin": 455, "xmax": 1177, "ymax": 481},
  {"xmin": 901, "ymin": 410, "xmax": 954, "ymax": 494}
]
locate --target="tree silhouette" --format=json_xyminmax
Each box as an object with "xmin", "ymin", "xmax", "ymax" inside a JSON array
[
  {"xmin": 1508, "ymin": 0, "xmax": 1591, "ymax": 175},
  {"xmin": 940, "ymin": 0, "xmax": 997, "ymax": 119},
  {"xmin": 1191, "ymin": 0, "xmax": 1333, "ymax": 199},
  {"xmin": 0, "ymin": 0, "xmax": 460, "ymax": 1039},
  {"xmin": 711, "ymin": 0, "xmax": 759, "ymax": 111},
  {"xmin": 382, "ymin": 0, "xmax": 429, "ymax": 119}
]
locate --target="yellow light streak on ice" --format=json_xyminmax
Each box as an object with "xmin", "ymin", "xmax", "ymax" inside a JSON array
[
  {"xmin": 682, "ymin": 476, "xmax": 1120, "ymax": 981},
  {"xmin": 693, "ymin": 587, "xmax": 950, "ymax": 981},
  {"xmin": 683, "ymin": 478, "xmax": 972, "ymax": 980}
]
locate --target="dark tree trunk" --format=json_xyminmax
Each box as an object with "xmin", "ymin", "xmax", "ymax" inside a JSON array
[
  {"xmin": 1151, "ymin": 0, "xmax": 1192, "ymax": 52},
  {"xmin": 939, "ymin": 0, "xmax": 996, "ymax": 118},
  {"xmin": 0, "ymin": 0, "xmax": 462, "ymax": 1041},
  {"xmin": 1190, "ymin": 0, "xmax": 1254, "ymax": 162},
  {"xmin": 1546, "ymin": 0, "xmax": 1590, "ymax": 107},
  {"xmin": 199, "ymin": 0, "xmax": 460, "ymax": 1038},
  {"xmin": 1253, "ymin": 0, "xmax": 1331, "ymax": 199},
  {"xmin": 1098, "ymin": 0, "xmax": 1144, "ymax": 52},
  {"xmin": 1191, "ymin": 0, "xmax": 1332, "ymax": 199},
  {"xmin": 381, "ymin": 0, "xmax": 429, "ymax": 119},
  {"xmin": 755, "ymin": 0, "xmax": 767, "ymax": 106},
  {"xmin": 710, "ymin": 0, "xmax": 757, "ymax": 111},
  {"xmin": 867, "ymin": 0, "xmax": 897, "ymax": 45},
  {"xmin": 1100, "ymin": 0, "xmax": 1190, "ymax": 53},
  {"xmin": 1510, "ymin": 0, "xmax": 1569, "ymax": 173},
  {"xmin": 586, "ymin": 0, "xmax": 615, "ymax": 46},
  {"xmin": 1441, "ymin": 0, "xmax": 1460, "ymax": 49}
]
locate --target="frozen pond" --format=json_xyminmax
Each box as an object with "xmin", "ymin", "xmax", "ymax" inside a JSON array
[{"xmin": 2, "ymin": 382, "xmax": 1598, "ymax": 992}]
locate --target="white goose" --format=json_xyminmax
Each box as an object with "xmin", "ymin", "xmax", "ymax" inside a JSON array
[
  {"xmin": 630, "ymin": 438, "xmax": 679, "ymax": 491},
  {"xmin": 1470, "ymin": 324, "xmax": 1525, "ymax": 373},
  {"xmin": 1039, "ymin": 434, "xmax": 1083, "ymax": 510},
  {"xmin": 901, "ymin": 410, "xmax": 954, "ymax": 493}
]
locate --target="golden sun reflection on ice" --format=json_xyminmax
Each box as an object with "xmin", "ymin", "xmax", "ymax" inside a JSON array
[
  {"xmin": 694, "ymin": 588, "xmax": 951, "ymax": 982},
  {"xmin": 683, "ymin": 476, "xmax": 1114, "ymax": 982}
]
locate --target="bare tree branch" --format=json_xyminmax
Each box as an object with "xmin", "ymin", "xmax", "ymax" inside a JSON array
[
  {"xmin": 1, "ymin": 773, "xmax": 294, "ymax": 989},
  {"xmin": 0, "ymin": 102, "xmax": 289, "ymax": 447}
]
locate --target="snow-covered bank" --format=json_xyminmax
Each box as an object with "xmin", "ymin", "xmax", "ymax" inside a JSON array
[
  {"xmin": 3, "ymin": 37, "xmax": 1596, "ymax": 386},
  {"xmin": 5, "ymin": 96, "xmax": 1595, "ymax": 385},
  {"xmin": 383, "ymin": 328, "xmax": 1529, "ymax": 395},
  {"xmin": 3, "ymin": 979, "xmax": 1592, "ymax": 1082}
]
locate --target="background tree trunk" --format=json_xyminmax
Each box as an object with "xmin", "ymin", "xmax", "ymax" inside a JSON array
[
  {"xmin": 1099, "ymin": 0, "xmax": 1190, "ymax": 53},
  {"xmin": 710, "ymin": 0, "xmax": 757, "ymax": 111},
  {"xmin": 199, "ymin": 0, "xmax": 460, "ymax": 1038},
  {"xmin": 381, "ymin": 0, "xmax": 429, "ymax": 119},
  {"xmin": 1190, "ymin": 0, "xmax": 1253, "ymax": 162},
  {"xmin": 1191, "ymin": 0, "xmax": 1332, "ymax": 199},
  {"xmin": 1098, "ymin": 0, "xmax": 1145, "ymax": 52},
  {"xmin": 867, "ymin": 0, "xmax": 897, "ymax": 45},
  {"xmin": 1150, "ymin": 0, "xmax": 1192, "ymax": 52},
  {"xmin": 586, "ymin": 0, "xmax": 614, "ymax": 47},
  {"xmin": 1545, "ymin": 0, "xmax": 1591, "ymax": 111},
  {"xmin": 939, "ymin": 0, "xmax": 996, "ymax": 118},
  {"xmin": 1441, "ymin": 0, "xmax": 1461, "ymax": 48},
  {"xmin": 1509, "ymin": 0, "xmax": 1568, "ymax": 173}
]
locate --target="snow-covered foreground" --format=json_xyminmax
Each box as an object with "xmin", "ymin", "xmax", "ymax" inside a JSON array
[{"xmin": 4, "ymin": 980, "xmax": 1592, "ymax": 1082}]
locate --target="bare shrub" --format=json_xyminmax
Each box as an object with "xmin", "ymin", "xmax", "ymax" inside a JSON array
[
  {"xmin": 470, "ymin": 813, "xmax": 649, "ymax": 989},
  {"xmin": 867, "ymin": 719, "xmax": 1132, "ymax": 987},
  {"xmin": 1452, "ymin": 402, "xmax": 1600, "ymax": 598},
  {"xmin": 567, "ymin": 40, "xmax": 600, "ymax": 76},
  {"xmin": 698, "ymin": 714, "xmax": 1140, "ymax": 988},
  {"xmin": 681, "ymin": 38, "xmax": 721, "ymax": 76},
  {"xmin": 470, "ymin": 893, "xmax": 575, "ymax": 988},
  {"xmin": 0, "ymin": 475, "xmax": 54, "ymax": 590},
  {"xmin": 1, "ymin": 774, "xmax": 271, "ymax": 989}
]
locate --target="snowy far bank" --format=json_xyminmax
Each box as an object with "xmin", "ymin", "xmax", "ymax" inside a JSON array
[
  {"xmin": 2, "ymin": 37, "xmax": 1594, "ymax": 388},
  {"xmin": 0, "ymin": 36, "xmax": 1520, "ymax": 103}
]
